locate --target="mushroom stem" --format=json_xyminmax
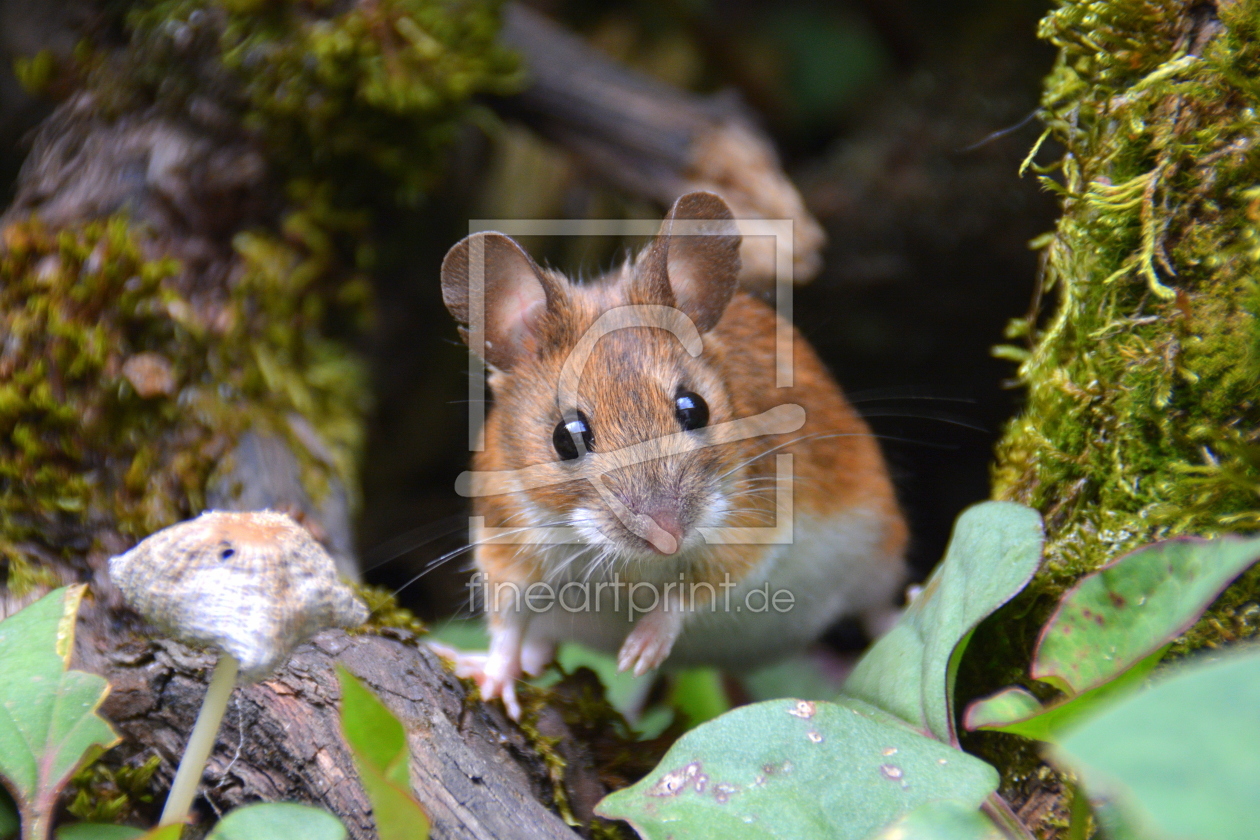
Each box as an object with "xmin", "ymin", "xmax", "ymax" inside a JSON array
[{"xmin": 159, "ymin": 654, "xmax": 240, "ymax": 827}]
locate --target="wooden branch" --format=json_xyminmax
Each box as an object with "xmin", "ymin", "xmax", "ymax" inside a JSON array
[
  {"xmin": 498, "ymin": 2, "xmax": 825, "ymax": 287},
  {"xmin": 74, "ymin": 599, "xmax": 582, "ymax": 840}
]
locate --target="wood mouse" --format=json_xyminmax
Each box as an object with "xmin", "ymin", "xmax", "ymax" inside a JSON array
[{"xmin": 439, "ymin": 191, "xmax": 907, "ymax": 718}]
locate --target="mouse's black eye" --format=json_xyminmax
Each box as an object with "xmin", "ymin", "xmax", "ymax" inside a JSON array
[
  {"xmin": 553, "ymin": 410, "xmax": 594, "ymax": 461},
  {"xmin": 675, "ymin": 390, "xmax": 709, "ymax": 431}
]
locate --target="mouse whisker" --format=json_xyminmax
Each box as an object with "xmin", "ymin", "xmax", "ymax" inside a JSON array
[
  {"xmin": 711, "ymin": 430, "xmax": 853, "ymax": 482},
  {"xmin": 360, "ymin": 514, "xmax": 470, "ymax": 572},
  {"xmin": 855, "ymin": 409, "xmax": 988, "ymax": 434},
  {"xmin": 390, "ymin": 525, "xmax": 539, "ymax": 596}
]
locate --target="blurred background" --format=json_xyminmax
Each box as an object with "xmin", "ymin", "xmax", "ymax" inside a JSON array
[{"xmin": 0, "ymin": 0, "xmax": 1058, "ymax": 627}]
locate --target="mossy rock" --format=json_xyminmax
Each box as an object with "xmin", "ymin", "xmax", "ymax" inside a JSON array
[
  {"xmin": 2, "ymin": 0, "xmax": 522, "ymax": 591},
  {"xmin": 0, "ymin": 216, "xmax": 369, "ymax": 592}
]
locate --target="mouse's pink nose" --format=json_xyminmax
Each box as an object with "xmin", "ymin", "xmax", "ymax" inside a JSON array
[{"xmin": 642, "ymin": 509, "xmax": 684, "ymax": 555}]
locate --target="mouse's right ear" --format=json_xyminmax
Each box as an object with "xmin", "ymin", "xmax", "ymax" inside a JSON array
[{"xmin": 441, "ymin": 232, "xmax": 565, "ymax": 371}]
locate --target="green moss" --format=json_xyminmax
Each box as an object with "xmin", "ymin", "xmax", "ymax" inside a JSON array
[
  {"xmin": 589, "ymin": 820, "xmax": 637, "ymax": 840},
  {"xmin": 356, "ymin": 583, "xmax": 427, "ymax": 635},
  {"xmin": 230, "ymin": 223, "xmax": 372, "ymax": 510},
  {"xmin": 517, "ymin": 667, "xmax": 673, "ymax": 835},
  {"xmin": 1, "ymin": 2, "xmax": 520, "ymax": 588},
  {"xmin": 12, "ymin": 50, "xmax": 57, "ymax": 95},
  {"xmin": 125, "ymin": 0, "xmax": 523, "ymax": 204},
  {"xmin": 67, "ymin": 754, "xmax": 162, "ymax": 824},
  {"xmin": 0, "ymin": 217, "xmax": 193, "ymax": 589},
  {"xmin": 31, "ymin": 0, "xmax": 524, "ymax": 537},
  {"xmin": 518, "ymin": 687, "xmax": 581, "ymax": 828},
  {"xmin": 993, "ymin": 0, "xmax": 1260, "ymax": 619},
  {"xmin": 973, "ymin": 0, "xmax": 1260, "ymax": 825}
]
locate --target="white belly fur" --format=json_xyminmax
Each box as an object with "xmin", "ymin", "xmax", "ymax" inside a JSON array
[{"xmin": 519, "ymin": 506, "xmax": 903, "ymax": 672}]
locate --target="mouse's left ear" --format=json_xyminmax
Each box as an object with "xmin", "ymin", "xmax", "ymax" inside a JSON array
[{"xmin": 635, "ymin": 191, "xmax": 741, "ymax": 334}]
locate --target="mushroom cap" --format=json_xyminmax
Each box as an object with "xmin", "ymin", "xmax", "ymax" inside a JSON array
[{"xmin": 109, "ymin": 510, "xmax": 369, "ymax": 681}]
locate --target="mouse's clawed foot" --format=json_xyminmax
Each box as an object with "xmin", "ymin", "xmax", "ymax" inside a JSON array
[
  {"xmin": 426, "ymin": 640, "xmax": 487, "ymax": 678},
  {"xmin": 617, "ymin": 606, "xmax": 684, "ymax": 676},
  {"xmin": 480, "ymin": 649, "xmax": 523, "ymax": 720},
  {"xmin": 426, "ymin": 638, "xmax": 524, "ymax": 720}
]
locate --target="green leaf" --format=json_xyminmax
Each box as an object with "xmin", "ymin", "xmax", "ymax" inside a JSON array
[
  {"xmin": 1033, "ymin": 534, "xmax": 1260, "ymax": 694},
  {"xmin": 336, "ymin": 667, "xmax": 429, "ymax": 840},
  {"xmin": 0, "ymin": 587, "xmax": 119, "ymax": 839},
  {"xmin": 963, "ymin": 647, "xmax": 1165, "ymax": 741},
  {"xmin": 843, "ymin": 502, "xmax": 1044, "ymax": 742},
  {"xmin": 337, "ymin": 667, "xmax": 408, "ymax": 788},
  {"xmin": 595, "ymin": 697, "xmax": 999, "ymax": 840},
  {"xmin": 55, "ymin": 823, "xmax": 180, "ymax": 840},
  {"xmin": 132, "ymin": 828, "xmax": 182, "ymax": 840},
  {"xmin": 962, "ymin": 533, "xmax": 1260, "ymax": 740},
  {"xmin": 742, "ymin": 653, "xmax": 847, "ymax": 703},
  {"xmin": 1088, "ymin": 800, "xmax": 1156, "ymax": 840},
  {"xmin": 961, "ymin": 688, "xmax": 1047, "ymax": 738},
  {"xmin": 1052, "ymin": 649, "xmax": 1260, "ymax": 840},
  {"xmin": 669, "ymin": 669, "xmax": 730, "ymax": 728},
  {"xmin": 205, "ymin": 803, "xmax": 346, "ymax": 840},
  {"xmin": 55, "ymin": 824, "xmax": 142, "ymax": 840},
  {"xmin": 868, "ymin": 800, "xmax": 1004, "ymax": 840}
]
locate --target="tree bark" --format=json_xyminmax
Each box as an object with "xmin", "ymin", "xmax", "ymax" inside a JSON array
[{"xmin": 74, "ymin": 598, "xmax": 583, "ymax": 840}]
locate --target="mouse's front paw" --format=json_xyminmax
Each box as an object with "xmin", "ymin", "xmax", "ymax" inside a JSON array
[
  {"xmin": 426, "ymin": 640, "xmax": 488, "ymax": 678},
  {"xmin": 617, "ymin": 607, "xmax": 684, "ymax": 676},
  {"xmin": 427, "ymin": 640, "xmax": 523, "ymax": 720},
  {"xmin": 481, "ymin": 651, "xmax": 523, "ymax": 720}
]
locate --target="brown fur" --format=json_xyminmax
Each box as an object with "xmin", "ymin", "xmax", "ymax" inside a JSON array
[{"xmin": 442, "ymin": 193, "xmax": 906, "ymax": 614}]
